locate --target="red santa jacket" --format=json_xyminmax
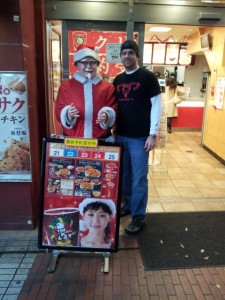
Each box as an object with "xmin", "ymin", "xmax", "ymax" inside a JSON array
[{"xmin": 55, "ymin": 73, "xmax": 117, "ymax": 138}]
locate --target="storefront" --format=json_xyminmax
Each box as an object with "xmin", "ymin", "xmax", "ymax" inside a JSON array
[{"xmin": 1, "ymin": 0, "xmax": 225, "ymax": 229}]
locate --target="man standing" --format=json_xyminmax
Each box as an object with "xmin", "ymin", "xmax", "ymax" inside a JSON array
[{"xmin": 113, "ymin": 40, "xmax": 162, "ymax": 234}]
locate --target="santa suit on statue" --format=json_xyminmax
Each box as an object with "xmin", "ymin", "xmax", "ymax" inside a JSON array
[{"xmin": 55, "ymin": 44, "xmax": 116, "ymax": 138}]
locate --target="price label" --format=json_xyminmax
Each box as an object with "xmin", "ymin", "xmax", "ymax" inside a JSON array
[
  {"xmin": 105, "ymin": 152, "xmax": 119, "ymax": 161},
  {"xmin": 49, "ymin": 148, "xmax": 64, "ymax": 157},
  {"xmin": 64, "ymin": 149, "xmax": 77, "ymax": 158}
]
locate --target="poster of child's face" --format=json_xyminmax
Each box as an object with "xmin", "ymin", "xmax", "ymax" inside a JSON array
[{"xmin": 79, "ymin": 198, "xmax": 116, "ymax": 249}]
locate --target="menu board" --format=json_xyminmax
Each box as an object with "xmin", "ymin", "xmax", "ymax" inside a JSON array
[
  {"xmin": 179, "ymin": 44, "xmax": 192, "ymax": 65},
  {"xmin": 143, "ymin": 43, "xmax": 152, "ymax": 64},
  {"xmin": 38, "ymin": 138, "xmax": 122, "ymax": 252},
  {"xmin": 144, "ymin": 42, "xmax": 193, "ymax": 66},
  {"xmin": 165, "ymin": 44, "xmax": 180, "ymax": 65},
  {"xmin": 152, "ymin": 43, "xmax": 166, "ymax": 65}
]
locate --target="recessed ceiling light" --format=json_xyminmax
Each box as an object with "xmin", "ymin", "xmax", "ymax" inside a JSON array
[
  {"xmin": 201, "ymin": 0, "xmax": 225, "ymax": 2},
  {"xmin": 149, "ymin": 27, "xmax": 172, "ymax": 33}
]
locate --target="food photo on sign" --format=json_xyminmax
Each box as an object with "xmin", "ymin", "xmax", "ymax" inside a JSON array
[{"xmin": 0, "ymin": 72, "xmax": 31, "ymax": 182}]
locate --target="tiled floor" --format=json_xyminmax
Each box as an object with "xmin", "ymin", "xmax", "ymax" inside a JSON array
[
  {"xmin": 146, "ymin": 131, "xmax": 225, "ymax": 213},
  {"xmin": 0, "ymin": 253, "xmax": 37, "ymax": 300},
  {"xmin": 1, "ymin": 130, "xmax": 225, "ymax": 299},
  {"xmin": 19, "ymin": 248, "xmax": 225, "ymax": 300},
  {"xmin": 0, "ymin": 231, "xmax": 39, "ymax": 300}
]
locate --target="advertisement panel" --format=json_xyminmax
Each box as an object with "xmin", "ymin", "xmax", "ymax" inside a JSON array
[
  {"xmin": 68, "ymin": 30, "xmax": 127, "ymax": 80},
  {"xmin": 0, "ymin": 72, "xmax": 31, "ymax": 182},
  {"xmin": 38, "ymin": 138, "xmax": 122, "ymax": 252}
]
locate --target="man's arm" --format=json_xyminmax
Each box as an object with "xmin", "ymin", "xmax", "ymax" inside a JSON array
[
  {"xmin": 144, "ymin": 93, "xmax": 162, "ymax": 152},
  {"xmin": 150, "ymin": 93, "xmax": 162, "ymax": 135}
]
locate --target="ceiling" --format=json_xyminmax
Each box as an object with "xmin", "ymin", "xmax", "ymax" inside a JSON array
[{"xmin": 144, "ymin": 24, "xmax": 200, "ymax": 43}]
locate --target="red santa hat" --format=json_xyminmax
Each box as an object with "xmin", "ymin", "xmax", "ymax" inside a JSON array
[
  {"xmin": 74, "ymin": 44, "xmax": 100, "ymax": 64},
  {"xmin": 79, "ymin": 198, "xmax": 116, "ymax": 217}
]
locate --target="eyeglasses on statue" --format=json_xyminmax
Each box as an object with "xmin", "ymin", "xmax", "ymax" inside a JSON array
[{"xmin": 78, "ymin": 60, "xmax": 98, "ymax": 67}]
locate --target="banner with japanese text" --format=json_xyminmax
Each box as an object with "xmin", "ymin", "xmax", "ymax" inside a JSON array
[
  {"xmin": 0, "ymin": 72, "xmax": 31, "ymax": 181},
  {"xmin": 68, "ymin": 30, "xmax": 127, "ymax": 81}
]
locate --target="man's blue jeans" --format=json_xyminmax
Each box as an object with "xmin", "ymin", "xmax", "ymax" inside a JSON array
[{"xmin": 115, "ymin": 135, "xmax": 149, "ymax": 218}]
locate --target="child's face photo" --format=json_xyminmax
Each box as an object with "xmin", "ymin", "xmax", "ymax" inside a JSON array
[{"xmin": 83, "ymin": 207, "xmax": 112, "ymax": 232}]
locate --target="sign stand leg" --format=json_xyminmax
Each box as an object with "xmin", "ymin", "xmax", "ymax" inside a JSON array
[
  {"xmin": 47, "ymin": 250, "xmax": 61, "ymax": 273},
  {"xmin": 102, "ymin": 252, "xmax": 110, "ymax": 273}
]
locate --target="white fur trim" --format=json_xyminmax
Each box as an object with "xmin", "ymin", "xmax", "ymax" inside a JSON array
[
  {"xmin": 83, "ymin": 82, "xmax": 93, "ymax": 138},
  {"xmin": 94, "ymin": 46, "xmax": 99, "ymax": 53},
  {"xmin": 98, "ymin": 106, "xmax": 116, "ymax": 129},
  {"xmin": 74, "ymin": 48, "xmax": 100, "ymax": 63},
  {"xmin": 74, "ymin": 72, "xmax": 102, "ymax": 85},
  {"xmin": 60, "ymin": 105, "xmax": 76, "ymax": 129}
]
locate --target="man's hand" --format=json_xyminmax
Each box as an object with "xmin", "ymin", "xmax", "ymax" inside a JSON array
[{"xmin": 144, "ymin": 135, "xmax": 157, "ymax": 152}]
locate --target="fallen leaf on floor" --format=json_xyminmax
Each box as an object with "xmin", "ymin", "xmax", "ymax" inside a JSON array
[
  {"xmin": 200, "ymin": 249, "xmax": 205, "ymax": 253},
  {"xmin": 185, "ymin": 227, "xmax": 188, "ymax": 231},
  {"xmin": 180, "ymin": 243, "xmax": 184, "ymax": 248},
  {"xmin": 185, "ymin": 255, "xmax": 189, "ymax": 258},
  {"xmin": 216, "ymin": 284, "xmax": 221, "ymax": 289},
  {"xmin": 204, "ymin": 256, "xmax": 209, "ymax": 260},
  {"xmin": 160, "ymin": 240, "xmax": 163, "ymax": 244}
]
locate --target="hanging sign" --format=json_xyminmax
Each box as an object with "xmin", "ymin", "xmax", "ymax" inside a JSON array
[
  {"xmin": 38, "ymin": 138, "xmax": 122, "ymax": 252},
  {"xmin": 106, "ymin": 43, "xmax": 121, "ymax": 63}
]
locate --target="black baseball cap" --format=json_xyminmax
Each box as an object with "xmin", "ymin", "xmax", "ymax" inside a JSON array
[{"xmin": 120, "ymin": 40, "xmax": 139, "ymax": 57}]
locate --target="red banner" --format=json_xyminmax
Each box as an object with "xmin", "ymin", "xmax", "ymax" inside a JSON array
[{"xmin": 68, "ymin": 30, "xmax": 127, "ymax": 80}]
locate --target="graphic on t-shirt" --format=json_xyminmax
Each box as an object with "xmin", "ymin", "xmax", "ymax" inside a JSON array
[{"xmin": 116, "ymin": 82, "xmax": 140, "ymax": 99}]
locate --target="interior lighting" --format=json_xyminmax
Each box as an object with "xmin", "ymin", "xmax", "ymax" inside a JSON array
[
  {"xmin": 201, "ymin": 0, "xmax": 225, "ymax": 2},
  {"xmin": 149, "ymin": 27, "xmax": 172, "ymax": 33}
]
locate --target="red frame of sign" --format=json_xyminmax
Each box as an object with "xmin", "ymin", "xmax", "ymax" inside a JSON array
[{"xmin": 38, "ymin": 138, "xmax": 122, "ymax": 252}]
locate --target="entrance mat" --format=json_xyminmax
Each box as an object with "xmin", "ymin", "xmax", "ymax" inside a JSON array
[{"xmin": 137, "ymin": 212, "xmax": 225, "ymax": 270}]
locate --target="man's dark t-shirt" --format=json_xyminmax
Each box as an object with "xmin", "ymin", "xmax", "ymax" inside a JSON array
[{"xmin": 113, "ymin": 68, "xmax": 161, "ymax": 138}]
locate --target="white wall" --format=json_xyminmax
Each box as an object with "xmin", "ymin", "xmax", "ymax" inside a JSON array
[{"xmin": 184, "ymin": 55, "xmax": 210, "ymax": 98}]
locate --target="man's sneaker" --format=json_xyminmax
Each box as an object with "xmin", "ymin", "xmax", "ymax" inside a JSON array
[
  {"xmin": 120, "ymin": 207, "xmax": 131, "ymax": 217},
  {"xmin": 125, "ymin": 216, "xmax": 146, "ymax": 234}
]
